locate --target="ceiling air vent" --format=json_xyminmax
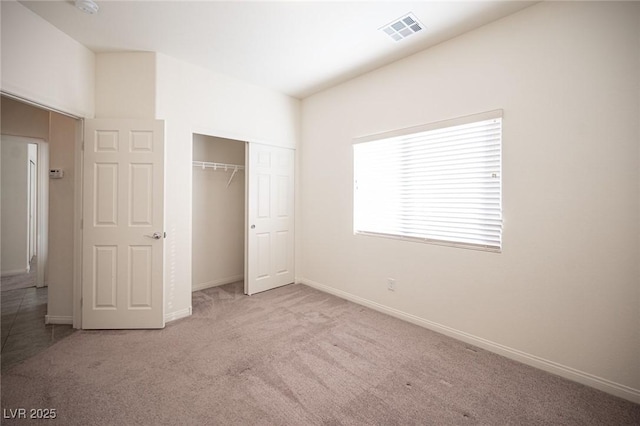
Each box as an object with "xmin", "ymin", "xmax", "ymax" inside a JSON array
[{"xmin": 380, "ymin": 13, "xmax": 424, "ymax": 42}]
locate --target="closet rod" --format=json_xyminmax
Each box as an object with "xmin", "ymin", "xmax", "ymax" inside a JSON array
[
  {"xmin": 192, "ymin": 160, "xmax": 245, "ymax": 171},
  {"xmin": 192, "ymin": 161, "xmax": 244, "ymax": 187}
]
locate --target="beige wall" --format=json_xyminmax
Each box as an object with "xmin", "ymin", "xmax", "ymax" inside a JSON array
[
  {"xmin": 1, "ymin": 138, "xmax": 29, "ymax": 275},
  {"xmin": 192, "ymin": 134, "xmax": 245, "ymax": 291},
  {"xmin": 0, "ymin": 97, "xmax": 49, "ymax": 139},
  {"xmin": 299, "ymin": 1, "xmax": 640, "ymax": 402},
  {"xmin": 46, "ymin": 112, "xmax": 77, "ymax": 319},
  {"xmin": 95, "ymin": 52, "xmax": 156, "ymax": 119}
]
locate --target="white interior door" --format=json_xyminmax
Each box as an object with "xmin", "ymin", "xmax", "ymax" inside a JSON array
[
  {"xmin": 82, "ymin": 119, "xmax": 164, "ymax": 329},
  {"xmin": 246, "ymin": 143, "xmax": 295, "ymax": 295}
]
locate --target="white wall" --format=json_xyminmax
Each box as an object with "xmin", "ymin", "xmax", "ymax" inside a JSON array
[
  {"xmin": 192, "ymin": 135, "xmax": 245, "ymax": 291},
  {"xmin": 299, "ymin": 1, "xmax": 640, "ymax": 402},
  {"xmin": 156, "ymin": 53, "xmax": 300, "ymax": 322},
  {"xmin": 1, "ymin": 137, "xmax": 29, "ymax": 275},
  {"xmin": 0, "ymin": 1, "xmax": 95, "ymax": 118},
  {"xmin": 156, "ymin": 53, "xmax": 300, "ymax": 149}
]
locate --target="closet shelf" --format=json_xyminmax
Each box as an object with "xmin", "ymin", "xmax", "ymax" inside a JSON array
[{"xmin": 192, "ymin": 161, "xmax": 244, "ymax": 187}]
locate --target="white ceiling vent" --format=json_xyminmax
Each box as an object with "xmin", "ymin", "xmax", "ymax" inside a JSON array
[{"xmin": 380, "ymin": 13, "xmax": 424, "ymax": 42}]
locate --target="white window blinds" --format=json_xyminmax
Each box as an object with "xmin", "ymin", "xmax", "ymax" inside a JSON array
[{"xmin": 353, "ymin": 111, "xmax": 502, "ymax": 251}]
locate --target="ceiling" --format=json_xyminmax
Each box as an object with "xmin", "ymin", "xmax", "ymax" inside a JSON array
[{"xmin": 19, "ymin": 1, "xmax": 536, "ymax": 99}]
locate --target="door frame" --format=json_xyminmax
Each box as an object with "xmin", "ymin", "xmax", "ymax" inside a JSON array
[
  {"xmin": 188, "ymin": 126, "xmax": 296, "ymax": 301},
  {"xmin": 34, "ymin": 140, "xmax": 49, "ymax": 288},
  {"xmin": 1, "ymin": 90, "xmax": 84, "ymax": 327},
  {"xmin": 29, "ymin": 156, "xmax": 37, "ymax": 262},
  {"xmin": 0, "ymin": 135, "xmax": 47, "ymax": 284},
  {"xmin": 72, "ymin": 119, "xmax": 84, "ymax": 328},
  {"xmin": 189, "ymin": 127, "xmax": 250, "ymax": 294}
]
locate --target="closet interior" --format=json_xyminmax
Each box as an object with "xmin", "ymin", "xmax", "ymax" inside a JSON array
[{"xmin": 191, "ymin": 134, "xmax": 246, "ymax": 292}]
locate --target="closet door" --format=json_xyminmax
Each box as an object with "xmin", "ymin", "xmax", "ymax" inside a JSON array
[{"xmin": 246, "ymin": 143, "xmax": 294, "ymax": 295}]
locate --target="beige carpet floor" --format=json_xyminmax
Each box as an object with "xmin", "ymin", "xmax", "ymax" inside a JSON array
[{"xmin": 1, "ymin": 282, "xmax": 638, "ymax": 425}]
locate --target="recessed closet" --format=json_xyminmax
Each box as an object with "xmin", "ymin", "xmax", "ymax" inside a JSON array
[{"xmin": 191, "ymin": 134, "xmax": 245, "ymax": 291}]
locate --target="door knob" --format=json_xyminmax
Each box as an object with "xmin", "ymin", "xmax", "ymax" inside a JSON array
[{"xmin": 145, "ymin": 232, "xmax": 162, "ymax": 240}]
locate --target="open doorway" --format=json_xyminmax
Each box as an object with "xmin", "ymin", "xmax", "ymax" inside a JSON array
[
  {"xmin": 191, "ymin": 133, "xmax": 246, "ymax": 297},
  {"xmin": 189, "ymin": 133, "xmax": 296, "ymax": 304},
  {"xmin": 1, "ymin": 138, "xmax": 41, "ymax": 288},
  {"xmin": 0, "ymin": 95, "xmax": 79, "ymax": 370}
]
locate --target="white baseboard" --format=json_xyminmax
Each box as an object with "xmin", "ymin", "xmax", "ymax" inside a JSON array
[
  {"xmin": 45, "ymin": 315, "xmax": 73, "ymax": 325},
  {"xmin": 192, "ymin": 275, "xmax": 243, "ymax": 292},
  {"xmin": 1, "ymin": 268, "xmax": 29, "ymax": 277},
  {"xmin": 299, "ymin": 277, "xmax": 640, "ymax": 404},
  {"xmin": 165, "ymin": 306, "xmax": 192, "ymax": 323}
]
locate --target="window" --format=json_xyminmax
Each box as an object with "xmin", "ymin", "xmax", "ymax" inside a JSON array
[{"xmin": 353, "ymin": 110, "xmax": 502, "ymax": 252}]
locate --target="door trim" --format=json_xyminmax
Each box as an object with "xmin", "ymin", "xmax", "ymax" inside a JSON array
[
  {"xmin": 1, "ymin": 91, "xmax": 84, "ymax": 328},
  {"xmin": 0, "ymin": 135, "xmax": 48, "ymax": 287},
  {"xmin": 73, "ymin": 119, "xmax": 84, "ymax": 328}
]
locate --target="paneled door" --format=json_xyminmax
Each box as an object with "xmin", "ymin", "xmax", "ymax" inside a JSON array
[
  {"xmin": 246, "ymin": 143, "xmax": 295, "ymax": 295},
  {"xmin": 82, "ymin": 119, "xmax": 164, "ymax": 329}
]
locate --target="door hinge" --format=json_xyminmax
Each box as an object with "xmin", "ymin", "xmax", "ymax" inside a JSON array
[
  {"xmin": 80, "ymin": 219, "xmax": 83, "ymax": 230},
  {"xmin": 164, "ymin": 232, "xmax": 167, "ymax": 239},
  {"xmin": 80, "ymin": 297, "xmax": 83, "ymax": 307},
  {"xmin": 81, "ymin": 141, "xmax": 85, "ymax": 151}
]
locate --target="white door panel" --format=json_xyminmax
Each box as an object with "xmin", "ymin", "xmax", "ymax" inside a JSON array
[
  {"xmin": 82, "ymin": 119, "xmax": 164, "ymax": 329},
  {"xmin": 246, "ymin": 144, "xmax": 294, "ymax": 295}
]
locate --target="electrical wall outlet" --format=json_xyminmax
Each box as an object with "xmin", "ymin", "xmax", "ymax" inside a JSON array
[{"xmin": 387, "ymin": 278, "xmax": 396, "ymax": 291}]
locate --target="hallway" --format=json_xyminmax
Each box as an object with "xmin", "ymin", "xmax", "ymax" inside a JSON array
[
  {"xmin": 1, "ymin": 286, "xmax": 74, "ymax": 371},
  {"xmin": 1, "ymin": 257, "xmax": 37, "ymax": 292}
]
